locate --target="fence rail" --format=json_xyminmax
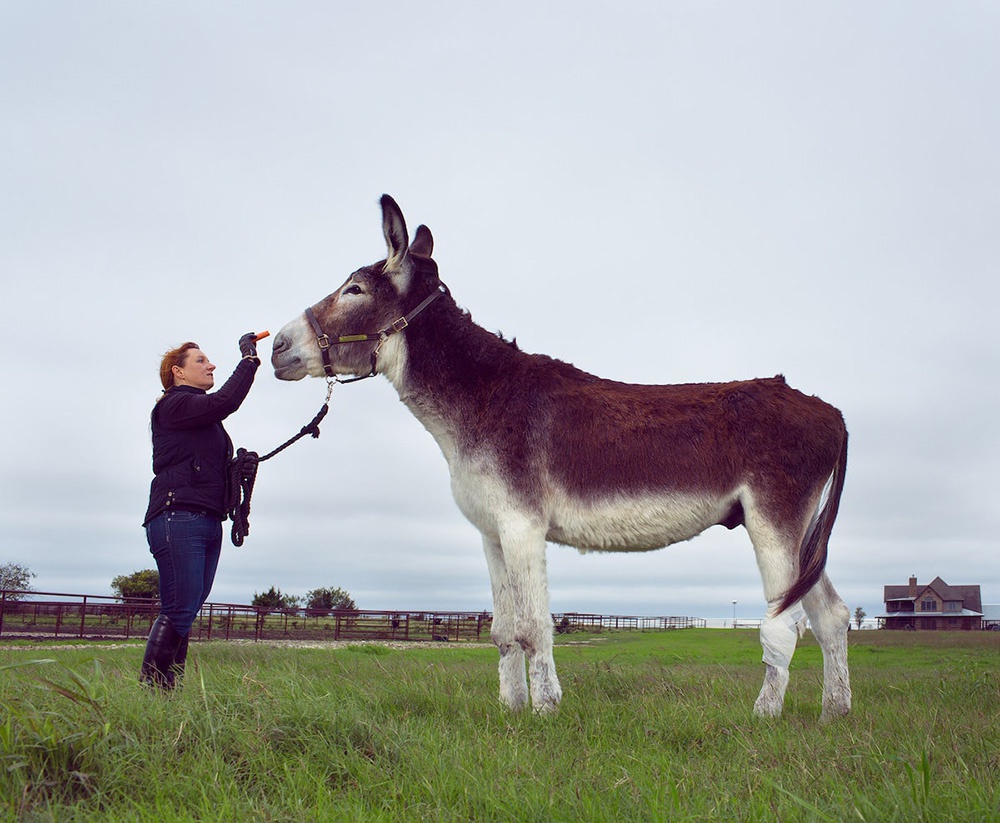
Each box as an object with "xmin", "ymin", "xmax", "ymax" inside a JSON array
[
  {"xmin": 0, "ymin": 590, "xmax": 705, "ymax": 643},
  {"xmin": 555, "ymin": 612, "xmax": 706, "ymax": 632}
]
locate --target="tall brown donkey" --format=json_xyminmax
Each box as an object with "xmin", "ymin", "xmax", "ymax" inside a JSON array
[{"xmin": 271, "ymin": 195, "xmax": 851, "ymax": 721}]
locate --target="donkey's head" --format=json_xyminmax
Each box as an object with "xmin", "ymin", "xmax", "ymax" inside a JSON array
[{"xmin": 272, "ymin": 195, "xmax": 439, "ymax": 382}]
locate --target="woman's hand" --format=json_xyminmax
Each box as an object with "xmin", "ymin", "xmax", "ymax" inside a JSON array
[{"xmin": 238, "ymin": 332, "xmax": 258, "ymax": 359}]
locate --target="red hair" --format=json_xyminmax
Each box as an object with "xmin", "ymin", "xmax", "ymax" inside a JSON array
[{"xmin": 158, "ymin": 342, "xmax": 200, "ymax": 396}]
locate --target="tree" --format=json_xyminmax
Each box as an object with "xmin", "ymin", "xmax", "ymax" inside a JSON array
[
  {"xmin": 111, "ymin": 569, "xmax": 160, "ymax": 601},
  {"xmin": 252, "ymin": 586, "xmax": 301, "ymax": 614},
  {"xmin": 854, "ymin": 606, "xmax": 866, "ymax": 630},
  {"xmin": 305, "ymin": 586, "xmax": 357, "ymax": 613},
  {"xmin": 0, "ymin": 562, "xmax": 36, "ymax": 600}
]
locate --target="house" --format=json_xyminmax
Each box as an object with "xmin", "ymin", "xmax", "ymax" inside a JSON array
[{"xmin": 878, "ymin": 575, "xmax": 984, "ymax": 631}]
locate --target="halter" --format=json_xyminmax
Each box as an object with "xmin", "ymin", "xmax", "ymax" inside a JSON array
[{"xmin": 304, "ymin": 283, "xmax": 448, "ymax": 383}]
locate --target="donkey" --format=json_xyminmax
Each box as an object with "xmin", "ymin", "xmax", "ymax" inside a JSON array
[{"xmin": 272, "ymin": 195, "xmax": 852, "ymax": 721}]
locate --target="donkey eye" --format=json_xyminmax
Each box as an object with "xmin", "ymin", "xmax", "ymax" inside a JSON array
[{"xmin": 343, "ymin": 285, "xmax": 363, "ymax": 296}]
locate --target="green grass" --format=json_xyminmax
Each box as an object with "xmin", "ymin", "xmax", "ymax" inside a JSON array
[{"xmin": 1, "ymin": 630, "xmax": 997, "ymax": 821}]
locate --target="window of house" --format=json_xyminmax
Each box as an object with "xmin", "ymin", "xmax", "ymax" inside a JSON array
[
  {"xmin": 946, "ymin": 602, "xmax": 960, "ymax": 611},
  {"xmin": 921, "ymin": 598, "xmax": 937, "ymax": 612}
]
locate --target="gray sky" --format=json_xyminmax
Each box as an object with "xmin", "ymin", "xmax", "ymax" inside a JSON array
[{"xmin": 2, "ymin": 3, "xmax": 997, "ymax": 624}]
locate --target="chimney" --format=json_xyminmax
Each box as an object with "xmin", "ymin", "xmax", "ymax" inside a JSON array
[{"xmin": 909, "ymin": 576, "xmax": 917, "ymax": 596}]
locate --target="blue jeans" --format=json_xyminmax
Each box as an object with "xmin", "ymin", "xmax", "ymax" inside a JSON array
[{"xmin": 145, "ymin": 511, "xmax": 223, "ymax": 637}]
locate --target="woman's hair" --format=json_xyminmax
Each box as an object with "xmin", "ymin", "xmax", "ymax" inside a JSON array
[{"xmin": 158, "ymin": 342, "xmax": 200, "ymax": 397}]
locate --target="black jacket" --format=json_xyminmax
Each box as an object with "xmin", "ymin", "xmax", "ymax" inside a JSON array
[{"xmin": 143, "ymin": 358, "xmax": 259, "ymax": 525}]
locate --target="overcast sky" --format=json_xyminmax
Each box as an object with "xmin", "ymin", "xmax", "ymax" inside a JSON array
[{"xmin": 2, "ymin": 3, "xmax": 997, "ymax": 624}]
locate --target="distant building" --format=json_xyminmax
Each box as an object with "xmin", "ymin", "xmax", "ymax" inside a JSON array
[{"xmin": 878, "ymin": 575, "xmax": 983, "ymax": 631}]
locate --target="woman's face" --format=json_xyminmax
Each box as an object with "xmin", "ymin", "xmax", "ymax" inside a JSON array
[{"xmin": 173, "ymin": 348, "xmax": 215, "ymax": 390}]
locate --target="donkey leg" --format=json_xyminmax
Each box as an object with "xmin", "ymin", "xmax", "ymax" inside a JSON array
[
  {"xmin": 499, "ymin": 521, "xmax": 562, "ymax": 714},
  {"xmin": 746, "ymin": 517, "xmax": 802, "ymax": 719},
  {"xmin": 482, "ymin": 534, "xmax": 529, "ymax": 711},
  {"xmin": 802, "ymin": 573, "xmax": 852, "ymax": 721},
  {"xmin": 756, "ymin": 598, "xmax": 806, "ymax": 718}
]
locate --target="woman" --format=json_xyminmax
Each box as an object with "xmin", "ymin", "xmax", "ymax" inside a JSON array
[{"xmin": 140, "ymin": 332, "xmax": 261, "ymax": 688}]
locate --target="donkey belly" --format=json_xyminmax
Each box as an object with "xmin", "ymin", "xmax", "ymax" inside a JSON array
[
  {"xmin": 547, "ymin": 491, "xmax": 740, "ymax": 553},
  {"xmin": 447, "ymin": 457, "xmax": 741, "ymax": 552}
]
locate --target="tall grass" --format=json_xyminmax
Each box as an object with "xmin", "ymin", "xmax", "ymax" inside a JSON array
[{"xmin": 1, "ymin": 630, "xmax": 997, "ymax": 821}]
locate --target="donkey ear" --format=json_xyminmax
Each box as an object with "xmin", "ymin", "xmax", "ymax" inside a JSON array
[
  {"xmin": 409, "ymin": 224, "xmax": 434, "ymax": 258},
  {"xmin": 380, "ymin": 194, "xmax": 408, "ymax": 272}
]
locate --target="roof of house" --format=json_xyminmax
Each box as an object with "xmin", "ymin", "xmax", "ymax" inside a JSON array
[{"xmin": 883, "ymin": 576, "xmax": 983, "ymax": 612}]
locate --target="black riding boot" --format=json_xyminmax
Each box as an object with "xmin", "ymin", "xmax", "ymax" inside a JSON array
[
  {"xmin": 140, "ymin": 614, "xmax": 183, "ymax": 690},
  {"xmin": 171, "ymin": 633, "xmax": 190, "ymax": 683}
]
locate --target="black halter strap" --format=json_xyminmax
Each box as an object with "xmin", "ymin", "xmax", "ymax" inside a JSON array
[{"xmin": 304, "ymin": 284, "xmax": 447, "ymax": 381}]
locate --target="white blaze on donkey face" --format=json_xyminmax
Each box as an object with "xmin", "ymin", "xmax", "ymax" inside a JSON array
[{"xmin": 273, "ymin": 194, "xmax": 852, "ymax": 722}]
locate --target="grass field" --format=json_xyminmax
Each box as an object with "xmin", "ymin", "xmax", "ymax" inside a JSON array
[{"xmin": 1, "ymin": 629, "xmax": 998, "ymax": 821}]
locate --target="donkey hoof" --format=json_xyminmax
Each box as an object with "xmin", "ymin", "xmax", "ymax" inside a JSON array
[
  {"xmin": 753, "ymin": 696, "xmax": 784, "ymax": 719},
  {"xmin": 500, "ymin": 692, "xmax": 530, "ymax": 712},
  {"xmin": 819, "ymin": 701, "xmax": 851, "ymax": 723},
  {"xmin": 532, "ymin": 699, "xmax": 561, "ymax": 716}
]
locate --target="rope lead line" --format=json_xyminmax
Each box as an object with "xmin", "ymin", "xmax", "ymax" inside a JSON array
[{"xmin": 227, "ymin": 383, "xmax": 333, "ymax": 546}]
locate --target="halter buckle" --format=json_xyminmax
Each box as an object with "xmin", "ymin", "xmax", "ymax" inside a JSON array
[
  {"xmin": 316, "ymin": 333, "xmax": 331, "ymax": 351},
  {"xmin": 390, "ymin": 316, "xmax": 409, "ymax": 334}
]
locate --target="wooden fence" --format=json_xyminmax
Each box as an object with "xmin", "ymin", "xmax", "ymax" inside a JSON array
[
  {"xmin": 0, "ymin": 590, "xmax": 704, "ymax": 643},
  {"xmin": 555, "ymin": 613, "xmax": 706, "ymax": 632}
]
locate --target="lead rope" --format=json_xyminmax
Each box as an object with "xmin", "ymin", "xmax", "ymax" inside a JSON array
[{"xmin": 227, "ymin": 379, "xmax": 335, "ymax": 546}]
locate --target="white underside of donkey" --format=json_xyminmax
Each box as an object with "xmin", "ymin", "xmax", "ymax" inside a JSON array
[{"xmin": 271, "ymin": 195, "xmax": 852, "ymax": 722}]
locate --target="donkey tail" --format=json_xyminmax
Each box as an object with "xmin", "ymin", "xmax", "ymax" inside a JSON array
[{"xmin": 777, "ymin": 432, "xmax": 849, "ymax": 614}]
